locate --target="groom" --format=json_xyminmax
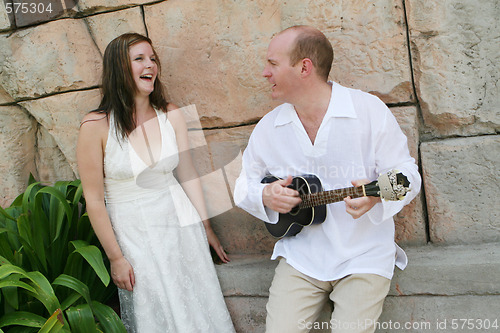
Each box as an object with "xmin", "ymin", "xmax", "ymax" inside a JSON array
[{"xmin": 234, "ymin": 25, "xmax": 421, "ymax": 333}]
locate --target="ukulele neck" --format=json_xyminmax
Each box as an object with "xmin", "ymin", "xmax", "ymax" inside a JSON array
[{"xmin": 298, "ymin": 185, "xmax": 366, "ymax": 209}]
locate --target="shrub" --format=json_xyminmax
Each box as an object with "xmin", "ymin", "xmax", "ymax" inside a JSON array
[{"xmin": 0, "ymin": 176, "xmax": 125, "ymax": 332}]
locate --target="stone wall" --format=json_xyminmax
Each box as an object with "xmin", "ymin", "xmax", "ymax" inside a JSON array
[{"xmin": 1, "ymin": 0, "xmax": 499, "ymax": 249}]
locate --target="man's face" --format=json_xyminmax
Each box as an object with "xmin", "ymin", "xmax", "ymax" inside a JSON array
[{"xmin": 262, "ymin": 31, "xmax": 301, "ymax": 103}]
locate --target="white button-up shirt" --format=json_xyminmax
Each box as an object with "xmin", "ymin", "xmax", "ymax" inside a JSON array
[{"xmin": 234, "ymin": 81, "xmax": 421, "ymax": 281}]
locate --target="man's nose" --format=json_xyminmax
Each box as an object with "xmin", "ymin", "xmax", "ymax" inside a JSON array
[{"xmin": 262, "ymin": 67, "xmax": 270, "ymax": 77}]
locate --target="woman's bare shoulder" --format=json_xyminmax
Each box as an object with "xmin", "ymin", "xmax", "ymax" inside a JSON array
[{"xmin": 80, "ymin": 112, "xmax": 108, "ymax": 129}]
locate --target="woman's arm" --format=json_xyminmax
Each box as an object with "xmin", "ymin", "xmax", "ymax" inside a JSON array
[
  {"xmin": 167, "ymin": 105, "xmax": 230, "ymax": 263},
  {"xmin": 77, "ymin": 114, "xmax": 135, "ymax": 290}
]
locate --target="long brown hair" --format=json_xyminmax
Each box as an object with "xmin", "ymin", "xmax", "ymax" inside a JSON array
[{"xmin": 98, "ymin": 33, "xmax": 169, "ymax": 139}]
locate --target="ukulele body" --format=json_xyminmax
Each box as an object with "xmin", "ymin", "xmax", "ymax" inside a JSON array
[{"xmin": 261, "ymin": 174, "xmax": 327, "ymax": 238}]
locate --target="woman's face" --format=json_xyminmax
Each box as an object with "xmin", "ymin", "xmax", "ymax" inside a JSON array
[{"xmin": 129, "ymin": 41, "xmax": 158, "ymax": 98}]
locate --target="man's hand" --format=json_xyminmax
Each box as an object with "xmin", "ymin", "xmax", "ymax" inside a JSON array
[
  {"xmin": 344, "ymin": 179, "xmax": 381, "ymax": 219},
  {"xmin": 262, "ymin": 175, "xmax": 302, "ymax": 214}
]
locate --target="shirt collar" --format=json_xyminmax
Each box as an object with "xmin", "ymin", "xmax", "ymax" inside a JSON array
[{"xmin": 274, "ymin": 81, "xmax": 357, "ymax": 127}]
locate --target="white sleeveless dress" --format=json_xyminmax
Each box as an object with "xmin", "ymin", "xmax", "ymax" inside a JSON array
[{"xmin": 103, "ymin": 109, "xmax": 235, "ymax": 333}]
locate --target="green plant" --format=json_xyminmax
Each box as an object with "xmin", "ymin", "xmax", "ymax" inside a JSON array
[{"xmin": 0, "ymin": 176, "xmax": 125, "ymax": 332}]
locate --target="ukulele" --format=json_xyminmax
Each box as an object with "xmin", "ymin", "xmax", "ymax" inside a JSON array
[{"xmin": 260, "ymin": 170, "xmax": 411, "ymax": 238}]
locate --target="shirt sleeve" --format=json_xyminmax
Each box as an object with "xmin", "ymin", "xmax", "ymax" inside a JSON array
[
  {"xmin": 233, "ymin": 126, "xmax": 279, "ymax": 224},
  {"xmin": 366, "ymin": 102, "xmax": 422, "ymax": 225}
]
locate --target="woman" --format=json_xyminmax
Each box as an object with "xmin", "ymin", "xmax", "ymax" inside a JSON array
[{"xmin": 77, "ymin": 33, "xmax": 235, "ymax": 332}]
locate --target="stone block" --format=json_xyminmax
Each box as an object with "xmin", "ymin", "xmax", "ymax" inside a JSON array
[
  {"xmin": 0, "ymin": 86, "xmax": 14, "ymax": 105},
  {"xmin": 0, "ymin": 0, "xmax": 11, "ymax": 31},
  {"xmin": 36, "ymin": 126, "xmax": 76, "ymax": 184},
  {"xmin": 187, "ymin": 123, "xmax": 276, "ymax": 254},
  {"xmin": 0, "ymin": 18, "xmax": 101, "ymax": 100},
  {"xmin": 84, "ymin": 6, "xmax": 147, "ymax": 54},
  {"xmin": 407, "ymin": 0, "xmax": 500, "ymax": 136},
  {"xmin": 144, "ymin": 0, "xmax": 277, "ymax": 127},
  {"xmin": 0, "ymin": 105, "xmax": 36, "ymax": 207},
  {"xmin": 12, "ymin": 0, "xmax": 79, "ymax": 28},
  {"xmin": 390, "ymin": 243, "xmax": 500, "ymax": 297},
  {"xmin": 391, "ymin": 106, "xmax": 426, "ymax": 245},
  {"xmin": 212, "ymin": 208, "xmax": 277, "ymax": 255},
  {"xmin": 381, "ymin": 295, "xmax": 500, "ymax": 333},
  {"xmin": 19, "ymin": 89, "xmax": 101, "ymax": 175},
  {"xmin": 77, "ymin": 0, "xmax": 151, "ymax": 14},
  {"xmin": 421, "ymin": 136, "xmax": 500, "ymax": 244},
  {"xmin": 282, "ymin": 0, "xmax": 413, "ymax": 104},
  {"xmin": 217, "ymin": 243, "xmax": 500, "ymax": 333},
  {"xmin": 224, "ymin": 297, "xmax": 267, "ymax": 333},
  {"xmin": 145, "ymin": 0, "xmax": 413, "ymax": 127}
]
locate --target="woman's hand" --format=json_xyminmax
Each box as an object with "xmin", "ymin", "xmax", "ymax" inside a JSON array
[
  {"xmin": 110, "ymin": 256, "xmax": 135, "ymax": 291},
  {"xmin": 204, "ymin": 223, "xmax": 230, "ymax": 263}
]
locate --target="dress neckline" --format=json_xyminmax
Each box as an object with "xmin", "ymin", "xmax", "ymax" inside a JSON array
[{"xmin": 128, "ymin": 108, "xmax": 164, "ymax": 168}]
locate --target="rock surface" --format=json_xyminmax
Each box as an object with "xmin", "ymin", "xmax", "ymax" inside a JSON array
[
  {"xmin": 421, "ymin": 135, "xmax": 500, "ymax": 244},
  {"xmin": 407, "ymin": 0, "xmax": 500, "ymax": 136},
  {"xmin": 0, "ymin": 0, "xmax": 498, "ymax": 256},
  {"xmin": 19, "ymin": 89, "xmax": 102, "ymax": 174},
  {"xmin": 391, "ymin": 106, "xmax": 426, "ymax": 245},
  {"xmin": 0, "ymin": 19, "xmax": 101, "ymax": 100},
  {"xmin": 0, "ymin": 106, "xmax": 36, "ymax": 207},
  {"xmin": 85, "ymin": 7, "xmax": 147, "ymax": 55}
]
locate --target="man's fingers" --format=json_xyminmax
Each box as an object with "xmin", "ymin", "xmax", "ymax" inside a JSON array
[
  {"xmin": 278, "ymin": 175, "xmax": 293, "ymax": 187},
  {"xmin": 351, "ymin": 178, "xmax": 370, "ymax": 187},
  {"xmin": 274, "ymin": 195, "xmax": 301, "ymax": 213},
  {"xmin": 283, "ymin": 187, "xmax": 300, "ymax": 197}
]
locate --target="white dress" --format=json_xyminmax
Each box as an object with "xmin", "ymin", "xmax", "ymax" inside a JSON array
[{"xmin": 103, "ymin": 109, "xmax": 235, "ymax": 333}]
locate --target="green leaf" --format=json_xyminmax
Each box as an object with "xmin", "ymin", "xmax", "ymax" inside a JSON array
[
  {"xmin": 65, "ymin": 304, "xmax": 98, "ymax": 333},
  {"xmin": 0, "ymin": 232, "xmax": 16, "ymax": 264},
  {"xmin": 24, "ymin": 271, "xmax": 60, "ymax": 314},
  {"xmin": 30, "ymin": 199, "xmax": 48, "ymax": 275},
  {"xmin": 0, "ymin": 253, "xmax": 12, "ymax": 265},
  {"xmin": 38, "ymin": 309, "xmax": 65, "ymax": 333},
  {"xmin": 17, "ymin": 214, "xmax": 45, "ymax": 272},
  {"xmin": 0, "ymin": 311, "xmax": 45, "ymax": 328},
  {"xmin": 38, "ymin": 187, "xmax": 72, "ymax": 243},
  {"xmin": 69, "ymin": 241, "xmax": 110, "ymax": 287},
  {"xmin": 0, "ymin": 279, "xmax": 36, "ymax": 293},
  {"xmin": 9, "ymin": 192, "xmax": 25, "ymax": 208},
  {"xmin": 21, "ymin": 182, "xmax": 41, "ymax": 216},
  {"xmin": 0, "ymin": 206, "xmax": 16, "ymax": 222},
  {"xmin": 0, "ymin": 264, "xmax": 28, "ymax": 279},
  {"xmin": 91, "ymin": 301, "xmax": 127, "ymax": 333},
  {"xmin": 59, "ymin": 292, "xmax": 83, "ymax": 311},
  {"xmin": 71, "ymin": 181, "xmax": 83, "ymax": 206},
  {"xmin": 8, "ymin": 327, "xmax": 38, "ymax": 333},
  {"xmin": 28, "ymin": 173, "xmax": 37, "ymax": 186},
  {"xmin": 52, "ymin": 275, "xmax": 91, "ymax": 306}
]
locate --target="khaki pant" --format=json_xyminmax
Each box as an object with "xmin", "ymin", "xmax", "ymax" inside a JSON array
[{"xmin": 266, "ymin": 259, "xmax": 391, "ymax": 333}]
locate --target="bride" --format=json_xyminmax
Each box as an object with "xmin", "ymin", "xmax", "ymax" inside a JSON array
[{"xmin": 77, "ymin": 33, "xmax": 235, "ymax": 333}]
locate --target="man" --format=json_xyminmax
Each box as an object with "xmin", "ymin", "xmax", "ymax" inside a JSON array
[{"xmin": 234, "ymin": 25, "xmax": 421, "ymax": 333}]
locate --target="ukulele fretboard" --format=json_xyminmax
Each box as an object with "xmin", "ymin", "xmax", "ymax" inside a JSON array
[{"xmin": 299, "ymin": 186, "xmax": 365, "ymax": 209}]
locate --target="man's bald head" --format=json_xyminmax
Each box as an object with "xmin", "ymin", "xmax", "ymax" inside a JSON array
[{"xmin": 276, "ymin": 25, "xmax": 334, "ymax": 81}]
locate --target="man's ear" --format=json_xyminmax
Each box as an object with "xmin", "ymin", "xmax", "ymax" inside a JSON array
[{"xmin": 300, "ymin": 58, "xmax": 314, "ymax": 77}]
